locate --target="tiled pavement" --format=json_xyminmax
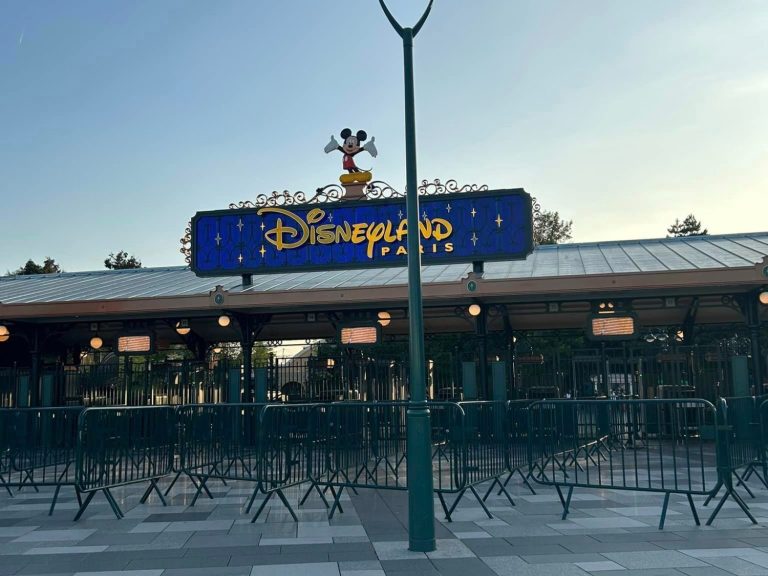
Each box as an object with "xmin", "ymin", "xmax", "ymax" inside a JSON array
[{"xmin": 2, "ymin": 476, "xmax": 768, "ymax": 576}]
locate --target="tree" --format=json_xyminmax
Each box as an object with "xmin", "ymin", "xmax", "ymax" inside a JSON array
[
  {"xmin": 12, "ymin": 257, "xmax": 62, "ymax": 275},
  {"xmin": 104, "ymin": 251, "xmax": 142, "ymax": 270},
  {"xmin": 534, "ymin": 209, "xmax": 573, "ymax": 245},
  {"xmin": 667, "ymin": 214, "xmax": 708, "ymax": 237}
]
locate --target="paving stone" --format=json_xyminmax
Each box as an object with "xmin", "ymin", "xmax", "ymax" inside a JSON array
[
  {"xmin": 250, "ymin": 562, "xmax": 340, "ymax": 576},
  {"xmin": 602, "ymin": 551, "xmax": 709, "ymax": 570}
]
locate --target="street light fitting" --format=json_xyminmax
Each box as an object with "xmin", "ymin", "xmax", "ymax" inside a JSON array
[{"xmin": 218, "ymin": 314, "xmax": 231, "ymax": 327}]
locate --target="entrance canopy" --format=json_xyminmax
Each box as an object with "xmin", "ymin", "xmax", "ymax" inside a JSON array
[{"xmin": 0, "ymin": 232, "xmax": 766, "ymax": 349}]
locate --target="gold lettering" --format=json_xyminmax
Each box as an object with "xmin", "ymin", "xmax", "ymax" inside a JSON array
[
  {"xmin": 396, "ymin": 246, "xmax": 407, "ymax": 255},
  {"xmin": 384, "ymin": 222, "xmax": 397, "ymax": 242},
  {"xmin": 381, "ymin": 246, "xmax": 391, "ymax": 256},
  {"xmin": 396, "ymin": 219, "xmax": 408, "ymax": 241},
  {"xmin": 258, "ymin": 207, "xmax": 309, "ymax": 250},
  {"xmin": 444, "ymin": 242, "xmax": 454, "ymax": 253},
  {"xmin": 351, "ymin": 223, "xmax": 367, "ymax": 244},
  {"xmin": 335, "ymin": 222, "xmax": 352, "ymax": 243},
  {"xmin": 431, "ymin": 218, "xmax": 453, "ymax": 241},
  {"xmin": 366, "ymin": 223, "xmax": 386, "ymax": 259},
  {"xmin": 316, "ymin": 224, "xmax": 335, "ymax": 244}
]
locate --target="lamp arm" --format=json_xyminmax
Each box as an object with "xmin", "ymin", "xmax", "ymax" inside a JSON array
[
  {"xmin": 412, "ymin": 0, "xmax": 434, "ymax": 37},
  {"xmin": 378, "ymin": 0, "xmax": 404, "ymax": 36}
]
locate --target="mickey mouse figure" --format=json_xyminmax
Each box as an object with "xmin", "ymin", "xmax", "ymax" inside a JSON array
[{"xmin": 324, "ymin": 128, "xmax": 378, "ymax": 173}]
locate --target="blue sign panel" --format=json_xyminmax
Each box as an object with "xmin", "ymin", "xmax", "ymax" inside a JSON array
[{"xmin": 191, "ymin": 189, "xmax": 533, "ymax": 276}]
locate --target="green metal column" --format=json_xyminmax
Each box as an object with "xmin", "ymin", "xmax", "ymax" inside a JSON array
[
  {"xmin": 379, "ymin": 0, "xmax": 436, "ymax": 552},
  {"xmin": 746, "ymin": 292, "xmax": 764, "ymax": 392}
]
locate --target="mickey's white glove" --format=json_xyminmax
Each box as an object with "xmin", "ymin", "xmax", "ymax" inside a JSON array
[
  {"xmin": 324, "ymin": 135, "xmax": 339, "ymax": 153},
  {"xmin": 363, "ymin": 136, "xmax": 378, "ymax": 158}
]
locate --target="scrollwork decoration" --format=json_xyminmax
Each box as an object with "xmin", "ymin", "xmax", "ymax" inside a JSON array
[{"xmin": 179, "ymin": 222, "xmax": 192, "ymax": 265}]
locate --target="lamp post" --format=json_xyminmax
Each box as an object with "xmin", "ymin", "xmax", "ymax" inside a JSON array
[{"xmin": 378, "ymin": 0, "xmax": 436, "ymax": 553}]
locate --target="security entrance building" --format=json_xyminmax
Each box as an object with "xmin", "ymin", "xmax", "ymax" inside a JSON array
[{"xmin": 1, "ymin": 228, "xmax": 766, "ymax": 407}]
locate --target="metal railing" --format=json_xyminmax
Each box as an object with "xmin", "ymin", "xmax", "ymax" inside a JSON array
[
  {"xmin": 75, "ymin": 406, "xmax": 175, "ymax": 520},
  {"xmin": 528, "ymin": 399, "xmax": 721, "ymax": 529}
]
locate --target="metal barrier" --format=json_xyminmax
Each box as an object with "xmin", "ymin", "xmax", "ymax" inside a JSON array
[
  {"xmin": 703, "ymin": 398, "xmax": 760, "ymax": 525},
  {"xmin": 312, "ymin": 401, "xmax": 511, "ymax": 522},
  {"xmin": 529, "ymin": 399, "xmax": 721, "ymax": 529},
  {"xmin": 75, "ymin": 406, "xmax": 175, "ymax": 520},
  {"xmin": 486, "ymin": 400, "xmax": 537, "ymax": 501},
  {"xmin": 176, "ymin": 403, "xmax": 316, "ymax": 522},
  {"xmin": 0, "ymin": 407, "xmax": 82, "ymax": 514}
]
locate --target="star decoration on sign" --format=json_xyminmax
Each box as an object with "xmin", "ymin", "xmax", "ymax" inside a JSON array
[
  {"xmin": 398, "ymin": 209, "xmax": 404, "ymax": 220},
  {"xmin": 237, "ymin": 219, "xmax": 244, "ymax": 232},
  {"xmin": 214, "ymin": 233, "xmax": 222, "ymax": 246},
  {"xmin": 422, "ymin": 210, "xmax": 428, "ymax": 221},
  {"xmin": 495, "ymin": 214, "xmax": 503, "ymax": 228},
  {"xmin": 238, "ymin": 253, "xmax": 244, "ymax": 264},
  {"xmin": 259, "ymin": 245, "xmax": 266, "ymax": 258},
  {"xmin": 446, "ymin": 203, "xmax": 452, "ymax": 213},
  {"xmin": 470, "ymin": 207, "xmax": 477, "ymax": 218},
  {"xmin": 470, "ymin": 232, "xmax": 478, "ymax": 246},
  {"xmin": 328, "ymin": 212, "xmax": 334, "ymax": 223},
  {"xmin": 260, "ymin": 221, "xmax": 265, "ymax": 231}
]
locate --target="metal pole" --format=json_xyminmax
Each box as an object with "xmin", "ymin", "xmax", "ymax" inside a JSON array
[{"xmin": 378, "ymin": 0, "xmax": 436, "ymax": 553}]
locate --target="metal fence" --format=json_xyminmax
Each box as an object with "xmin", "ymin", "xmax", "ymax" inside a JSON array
[
  {"xmin": 0, "ymin": 407, "xmax": 82, "ymax": 514},
  {"xmin": 528, "ymin": 399, "xmax": 721, "ymax": 529},
  {"xmin": 75, "ymin": 406, "xmax": 175, "ymax": 520}
]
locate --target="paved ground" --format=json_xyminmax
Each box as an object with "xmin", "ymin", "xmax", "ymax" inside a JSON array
[{"xmin": 2, "ymin": 474, "xmax": 768, "ymax": 576}]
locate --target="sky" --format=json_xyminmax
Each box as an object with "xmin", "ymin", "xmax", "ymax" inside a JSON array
[{"xmin": 1, "ymin": 0, "xmax": 767, "ymax": 274}]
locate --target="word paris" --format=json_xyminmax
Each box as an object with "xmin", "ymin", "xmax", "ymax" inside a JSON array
[{"xmin": 190, "ymin": 189, "xmax": 533, "ymax": 276}]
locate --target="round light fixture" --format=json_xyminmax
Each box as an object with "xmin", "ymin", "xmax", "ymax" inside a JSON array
[
  {"xmin": 760, "ymin": 290, "xmax": 768, "ymax": 305},
  {"xmin": 90, "ymin": 336, "xmax": 103, "ymax": 350},
  {"xmin": 468, "ymin": 304, "xmax": 482, "ymax": 317},
  {"xmin": 644, "ymin": 334, "xmax": 655, "ymax": 343},
  {"xmin": 0, "ymin": 334, "xmax": 9, "ymax": 343},
  {"xmin": 218, "ymin": 314, "xmax": 231, "ymax": 327},
  {"xmin": 175, "ymin": 320, "xmax": 191, "ymax": 336},
  {"xmin": 213, "ymin": 346, "xmax": 222, "ymax": 354},
  {"xmin": 0, "ymin": 325, "xmax": 8, "ymax": 337},
  {"xmin": 377, "ymin": 311, "xmax": 391, "ymax": 327}
]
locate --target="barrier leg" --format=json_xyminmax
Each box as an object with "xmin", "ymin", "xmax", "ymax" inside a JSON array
[
  {"xmin": 336, "ymin": 469, "xmax": 359, "ymax": 495},
  {"xmin": 163, "ymin": 471, "xmax": 182, "ymax": 496},
  {"xmin": 18, "ymin": 469, "xmax": 39, "ymax": 493},
  {"xmin": 250, "ymin": 490, "xmax": 273, "ymax": 523},
  {"xmin": 436, "ymin": 491, "xmax": 450, "ymax": 520},
  {"xmin": 75, "ymin": 486, "xmax": 82, "ymax": 507},
  {"xmin": 273, "ymin": 489, "xmax": 298, "ymax": 522},
  {"xmin": 245, "ymin": 484, "xmax": 261, "ymax": 514},
  {"xmin": 444, "ymin": 488, "xmax": 467, "ymax": 522},
  {"xmin": 190, "ymin": 475, "xmax": 210, "ymax": 506},
  {"xmin": 329, "ymin": 486, "xmax": 345, "ymax": 519},
  {"xmin": 561, "ymin": 486, "xmax": 574, "ymax": 521},
  {"xmin": 186, "ymin": 473, "xmax": 213, "ymax": 500},
  {"xmin": 686, "ymin": 493, "xmax": 700, "ymax": 526},
  {"xmin": 469, "ymin": 485, "xmax": 493, "ymax": 519},
  {"xmin": 139, "ymin": 478, "xmax": 167, "ymax": 506},
  {"xmin": 49, "ymin": 484, "xmax": 62, "ymax": 516},
  {"xmin": 482, "ymin": 477, "xmax": 501, "ymax": 501},
  {"xmin": 104, "ymin": 488, "xmax": 124, "ymax": 519},
  {"xmin": 659, "ymin": 492, "xmax": 670, "ymax": 530},
  {"xmin": 0, "ymin": 473, "xmax": 13, "ymax": 497},
  {"xmin": 73, "ymin": 491, "xmax": 96, "ymax": 521},
  {"xmin": 734, "ymin": 472, "xmax": 755, "ymax": 498},
  {"xmin": 706, "ymin": 486, "xmax": 758, "ymax": 526},
  {"xmin": 703, "ymin": 480, "xmax": 722, "ymax": 507},
  {"xmin": 299, "ymin": 480, "xmax": 330, "ymax": 509}
]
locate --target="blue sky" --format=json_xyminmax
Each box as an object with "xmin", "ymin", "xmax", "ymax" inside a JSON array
[{"xmin": 1, "ymin": 1, "xmax": 766, "ymax": 273}]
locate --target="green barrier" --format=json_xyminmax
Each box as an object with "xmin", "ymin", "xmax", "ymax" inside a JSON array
[
  {"xmin": 75, "ymin": 406, "xmax": 175, "ymax": 520},
  {"xmin": 529, "ymin": 399, "xmax": 722, "ymax": 529},
  {"xmin": 176, "ymin": 403, "xmax": 317, "ymax": 522},
  {"xmin": 704, "ymin": 398, "xmax": 758, "ymax": 525},
  {"xmin": 0, "ymin": 407, "xmax": 82, "ymax": 514}
]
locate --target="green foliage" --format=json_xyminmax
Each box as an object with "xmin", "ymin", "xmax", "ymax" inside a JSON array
[
  {"xmin": 11, "ymin": 257, "xmax": 62, "ymax": 275},
  {"xmin": 667, "ymin": 214, "xmax": 708, "ymax": 237},
  {"xmin": 104, "ymin": 251, "xmax": 142, "ymax": 269},
  {"xmin": 534, "ymin": 209, "xmax": 573, "ymax": 245}
]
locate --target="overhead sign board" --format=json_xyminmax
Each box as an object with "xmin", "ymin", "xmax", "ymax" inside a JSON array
[{"xmin": 190, "ymin": 188, "xmax": 533, "ymax": 276}]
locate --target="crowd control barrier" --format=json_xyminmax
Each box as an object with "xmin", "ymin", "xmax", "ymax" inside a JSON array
[
  {"xmin": 75, "ymin": 406, "xmax": 175, "ymax": 520},
  {"xmin": 528, "ymin": 399, "xmax": 721, "ymax": 529},
  {"xmin": 487, "ymin": 400, "xmax": 537, "ymax": 501},
  {"xmin": 703, "ymin": 397, "xmax": 763, "ymax": 525},
  {"xmin": 0, "ymin": 407, "xmax": 82, "ymax": 514},
  {"xmin": 176, "ymin": 403, "xmax": 316, "ymax": 522}
]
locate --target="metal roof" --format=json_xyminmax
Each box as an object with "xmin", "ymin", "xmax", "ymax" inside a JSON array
[{"xmin": 1, "ymin": 232, "xmax": 766, "ymax": 305}]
